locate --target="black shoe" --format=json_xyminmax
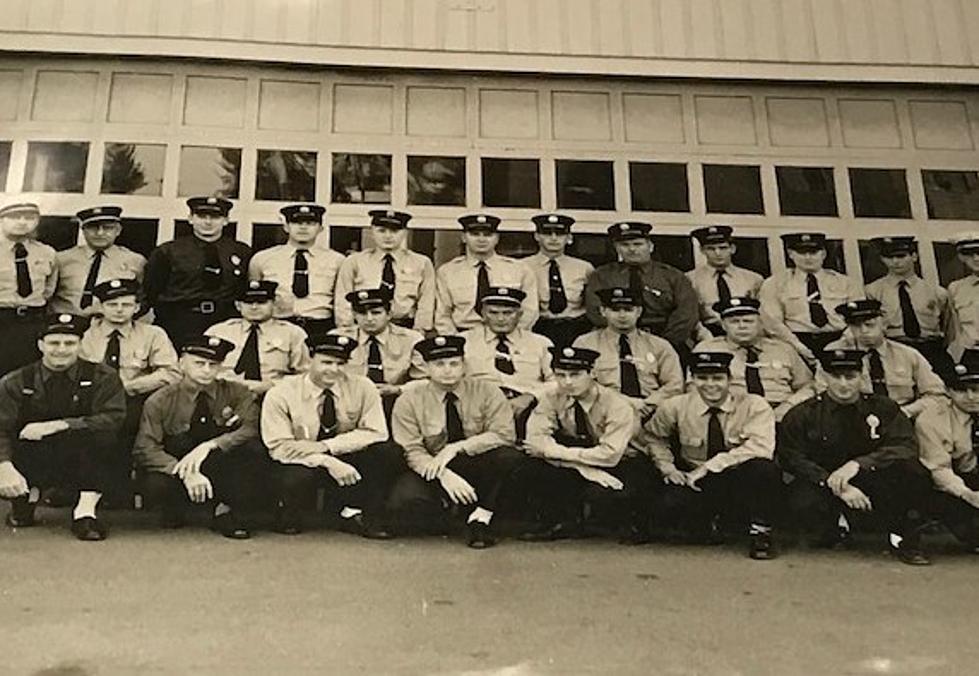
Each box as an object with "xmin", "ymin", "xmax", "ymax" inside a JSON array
[
  {"xmin": 749, "ymin": 533, "xmax": 776, "ymax": 560},
  {"xmin": 466, "ymin": 521, "xmax": 495, "ymax": 549},
  {"xmin": 5, "ymin": 498, "xmax": 36, "ymax": 528},
  {"xmin": 212, "ymin": 513, "xmax": 251, "ymax": 540},
  {"xmin": 273, "ymin": 508, "xmax": 302, "ymax": 535},
  {"xmin": 340, "ymin": 513, "xmax": 393, "ymax": 540},
  {"xmin": 71, "ymin": 516, "xmax": 107, "ymax": 541},
  {"xmin": 813, "ymin": 526, "xmax": 851, "ymax": 550},
  {"xmin": 892, "ymin": 540, "xmax": 931, "ymax": 566},
  {"xmin": 520, "ymin": 520, "xmax": 582, "ymax": 542}
]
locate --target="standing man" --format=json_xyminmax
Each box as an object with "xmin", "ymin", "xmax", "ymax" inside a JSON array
[
  {"xmin": 0, "ymin": 314, "xmax": 126, "ymax": 540},
  {"xmin": 434, "ymin": 214, "xmax": 539, "ymax": 334},
  {"xmin": 334, "ymin": 210, "xmax": 436, "ymax": 332},
  {"xmin": 249, "ymin": 203, "xmax": 345, "ymax": 337},
  {"xmin": 0, "ymin": 202, "xmax": 57, "ymax": 375},
  {"xmin": 779, "ymin": 349, "xmax": 933, "ymax": 565},
  {"xmin": 522, "ymin": 213, "xmax": 594, "ymax": 347},
  {"xmin": 946, "ymin": 232, "xmax": 979, "ymax": 361},
  {"xmin": 144, "ymin": 196, "xmax": 251, "ymax": 351},
  {"xmin": 686, "ymin": 226, "xmax": 763, "ymax": 338},
  {"xmin": 52, "ymin": 206, "xmax": 146, "ymax": 316}
]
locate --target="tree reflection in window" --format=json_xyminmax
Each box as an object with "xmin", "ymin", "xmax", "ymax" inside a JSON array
[
  {"xmin": 331, "ymin": 153, "xmax": 392, "ymax": 204},
  {"xmin": 101, "ymin": 143, "xmax": 165, "ymax": 196},
  {"xmin": 256, "ymin": 150, "xmax": 317, "ymax": 202},
  {"xmin": 178, "ymin": 145, "xmax": 241, "ymax": 198}
]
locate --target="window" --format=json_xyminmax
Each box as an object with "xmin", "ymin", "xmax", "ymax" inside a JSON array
[
  {"xmin": 849, "ymin": 168, "xmax": 911, "ymax": 218},
  {"xmin": 703, "ymin": 164, "xmax": 764, "ymax": 215},
  {"xmin": 922, "ymin": 170, "xmax": 979, "ymax": 220},
  {"xmin": 481, "ymin": 158, "xmax": 540, "ymax": 208},
  {"xmin": 101, "ymin": 143, "xmax": 166, "ymax": 196},
  {"xmin": 23, "ymin": 142, "xmax": 89, "ymax": 193},
  {"xmin": 255, "ymin": 150, "xmax": 317, "ymax": 202},
  {"xmin": 407, "ymin": 155, "xmax": 466, "ymax": 206},
  {"xmin": 0, "ymin": 141, "xmax": 11, "ymax": 190},
  {"xmin": 776, "ymin": 166, "xmax": 838, "ymax": 217},
  {"xmin": 933, "ymin": 241, "xmax": 969, "ymax": 288},
  {"xmin": 35, "ymin": 216, "xmax": 78, "ymax": 251},
  {"xmin": 115, "ymin": 218, "xmax": 160, "ymax": 258},
  {"xmin": 332, "ymin": 153, "xmax": 392, "ymax": 204},
  {"xmin": 178, "ymin": 146, "xmax": 241, "ymax": 198},
  {"xmin": 782, "ymin": 239, "xmax": 847, "ymax": 274},
  {"xmin": 497, "ymin": 231, "xmax": 538, "ymax": 258},
  {"xmin": 731, "ymin": 237, "xmax": 772, "ymax": 277},
  {"xmin": 555, "ymin": 160, "xmax": 615, "ymax": 210},
  {"xmin": 251, "ymin": 223, "xmax": 288, "ymax": 252},
  {"xmin": 629, "ymin": 162, "xmax": 689, "ymax": 212}
]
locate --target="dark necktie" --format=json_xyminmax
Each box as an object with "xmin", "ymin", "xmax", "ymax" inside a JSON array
[
  {"xmin": 293, "ymin": 249, "xmax": 309, "ymax": 298},
  {"xmin": 104, "ymin": 329, "xmax": 121, "ymax": 370},
  {"xmin": 318, "ymin": 390, "xmax": 337, "ymax": 440},
  {"xmin": 744, "ymin": 346, "xmax": 765, "ymax": 396},
  {"xmin": 806, "ymin": 273, "xmax": 829, "ymax": 328},
  {"xmin": 868, "ymin": 348, "xmax": 887, "ymax": 396},
  {"xmin": 444, "ymin": 391, "xmax": 465, "ymax": 443},
  {"xmin": 628, "ymin": 265, "xmax": 644, "ymax": 295},
  {"xmin": 897, "ymin": 281, "xmax": 921, "ymax": 339},
  {"xmin": 547, "ymin": 259, "xmax": 568, "ymax": 314},
  {"xmin": 707, "ymin": 407, "xmax": 726, "ymax": 458},
  {"xmin": 13, "ymin": 242, "xmax": 31, "ymax": 298},
  {"xmin": 189, "ymin": 391, "xmax": 216, "ymax": 443},
  {"xmin": 80, "ymin": 250, "xmax": 104, "ymax": 309},
  {"xmin": 618, "ymin": 334, "xmax": 641, "ymax": 397},
  {"xmin": 202, "ymin": 242, "xmax": 222, "ymax": 290},
  {"xmin": 495, "ymin": 334, "xmax": 515, "ymax": 375},
  {"xmin": 381, "ymin": 253, "xmax": 396, "ymax": 293},
  {"xmin": 475, "ymin": 261, "xmax": 490, "ymax": 305},
  {"xmin": 366, "ymin": 336, "xmax": 384, "ymax": 384},
  {"xmin": 716, "ymin": 270, "xmax": 731, "ymax": 306},
  {"xmin": 573, "ymin": 400, "xmax": 591, "ymax": 440},
  {"xmin": 234, "ymin": 323, "xmax": 262, "ymax": 381}
]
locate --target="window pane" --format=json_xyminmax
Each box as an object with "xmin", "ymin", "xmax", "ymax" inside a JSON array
[
  {"xmin": 859, "ymin": 238, "xmax": 922, "ymax": 284},
  {"xmin": 629, "ymin": 162, "xmax": 689, "ymax": 212},
  {"xmin": 407, "ymin": 155, "xmax": 466, "ymax": 206},
  {"xmin": 331, "ymin": 153, "xmax": 392, "ymax": 204},
  {"xmin": 497, "ymin": 231, "xmax": 538, "ymax": 258},
  {"xmin": 23, "ymin": 142, "xmax": 89, "ymax": 193},
  {"xmin": 252, "ymin": 222, "xmax": 287, "ymax": 252},
  {"xmin": 481, "ymin": 158, "xmax": 540, "ymax": 208},
  {"xmin": 555, "ymin": 160, "xmax": 615, "ymax": 210},
  {"xmin": 849, "ymin": 168, "xmax": 911, "ymax": 218},
  {"xmin": 101, "ymin": 143, "xmax": 165, "ymax": 196},
  {"xmin": 174, "ymin": 219, "xmax": 238, "ymax": 240},
  {"xmin": 933, "ymin": 241, "xmax": 968, "ymax": 288},
  {"xmin": 331, "ymin": 225, "xmax": 365, "ymax": 255},
  {"xmin": 923, "ymin": 170, "xmax": 979, "ymax": 220},
  {"xmin": 703, "ymin": 164, "xmax": 763, "ymax": 214},
  {"xmin": 35, "ymin": 215, "xmax": 78, "ymax": 251},
  {"xmin": 783, "ymin": 238, "xmax": 846, "ymax": 274},
  {"xmin": 0, "ymin": 141, "xmax": 11, "ymax": 190},
  {"xmin": 731, "ymin": 236, "xmax": 772, "ymax": 276},
  {"xmin": 776, "ymin": 166, "xmax": 837, "ymax": 217},
  {"xmin": 256, "ymin": 149, "xmax": 317, "ymax": 201},
  {"xmin": 178, "ymin": 146, "xmax": 241, "ymax": 198}
]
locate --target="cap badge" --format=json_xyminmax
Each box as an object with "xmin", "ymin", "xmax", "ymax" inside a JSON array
[
  {"xmin": 358, "ymin": 291, "xmax": 369, "ymax": 299},
  {"xmin": 500, "ymin": 288, "xmax": 509, "ymax": 295},
  {"xmin": 299, "ymin": 206, "xmax": 310, "ymax": 214},
  {"xmin": 207, "ymin": 197, "xmax": 217, "ymax": 205},
  {"xmin": 613, "ymin": 289, "xmax": 624, "ymax": 297},
  {"xmin": 801, "ymin": 234, "xmax": 811, "ymax": 242},
  {"xmin": 562, "ymin": 347, "xmax": 574, "ymax": 357},
  {"xmin": 386, "ymin": 210, "xmax": 395, "ymax": 218},
  {"xmin": 708, "ymin": 226, "xmax": 717, "ymax": 234},
  {"xmin": 58, "ymin": 314, "xmax": 72, "ymax": 323},
  {"xmin": 848, "ymin": 302, "xmax": 857, "ymax": 309},
  {"xmin": 110, "ymin": 280, "xmax": 121, "ymax": 288},
  {"xmin": 834, "ymin": 350, "xmax": 845, "ymax": 358},
  {"xmin": 338, "ymin": 337, "xmax": 349, "ymax": 346},
  {"xmin": 476, "ymin": 215, "xmax": 487, "ymax": 224},
  {"xmin": 620, "ymin": 223, "xmax": 630, "ymax": 231},
  {"xmin": 956, "ymin": 364, "xmax": 968, "ymax": 374},
  {"xmin": 249, "ymin": 281, "xmax": 259, "ymax": 289},
  {"xmin": 548, "ymin": 215, "xmax": 558, "ymax": 224},
  {"xmin": 93, "ymin": 207, "xmax": 102, "ymax": 215},
  {"xmin": 731, "ymin": 298, "xmax": 740, "ymax": 306},
  {"xmin": 208, "ymin": 337, "xmax": 220, "ymax": 347},
  {"xmin": 435, "ymin": 337, "xmax": 446, "ymax": 346}
]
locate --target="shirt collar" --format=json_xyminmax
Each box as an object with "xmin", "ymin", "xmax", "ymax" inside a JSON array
[
  {"xmin": 288, "ymin": 242, "xmax": 316, "ymax": 256},
  {"xmin": 466, "ymin": 252, "xmax": 496, "ymax": 267},
  {"xmin": 694, "ymin": 390, "xmax": 735, "ymax": 416},
  {"xmin": 368, "ymin": 247, "xmax": 400, "ymax": 261},
  {"xmin": 361, "ymin": 326, "xmax": 391, "ymax": 346},
  {"xmin": 41, "ymin": 362, "xmax": 79, "ymax": 383},
  {"xmin": 303, "ymin": 372, "xmax": 345, "ymax": 399},
  {"xmin": 95, "ymin": 319, "xmax": 134, "ymax": 339},
  {"xmin": 568, "ymin": 383, "xmax": 600, "ymax": 412},
  {"xmin": 178, "ymin": 377, "xmax": 217, "ymax": 399}
]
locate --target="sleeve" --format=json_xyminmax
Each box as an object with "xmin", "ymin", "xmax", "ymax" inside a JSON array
[
  {"xmin": 570, "ymin": 398, "xmax": 634, "ymax": 468},
  {"xmin": 43, "ymin": 252, "xmax": 59, "ymax": 301},
  {"xmin": 583, "ymin": 271, "xmax": 608, "ymax": 328},
  {"xmin": 936, "ymin": 285, "xmax": 951, "ymax": 348},
  {"xmin": 703, "ymin": 397, "xmax": 775, "ymax": 473},
  {"xmin": 413, "ymin": 258, "xmax": 437, "ymax": 333},
  {"xmin": 333, "ymin": 257, "xmax": 356, "ymax": 328},
  {"xmin": 142, "ymin": 246, "xmax": 170, "ymax": 307},
  {"xmin": 776, "ymin": 403, "xmax": 830, "ymax": 485},
  {"xmin": 324, "ymin": 384, "xmax": 388, "ymax": 455},
  {"xmin": 289, "ymin": 327, "xmax": 310, "ymax": 374},
  {"xmin": 645, "ymin": 341, "xmax": 684, "ymax": 408},
  {"xmin": 759, "ymin": 277, "xmax": 807, "ymax": 353},
  {"xmin": 662, "ymin": 271, "xmax": 699, "ymax": 347},
  {"xmin": 778, "ymin": 348, "xmax": 817, "ymax": 415},
  {"xmin": 434, "ymin": 265, "xmax": 457, "ymax": 335},
  {"xmin": 0, "ymin": 374, "xmax": 23, "ymax": 464},
  {"xmin": 461, "ymin": 385, "xmax": 517, "ymax": 455},
  {"xmin": 852, "ymin": 402, "xmax": 918, "ymax": 471},
  {"xmin": 643, "ymin": 400, "xmax": 680, "ymax": 474},
  {"xmin": 914, "ymin": 403, "xmax": 971, "ymax": 498},
  {"xmin": 391, "ymin": 394, "xmax": 433, "ymax": 476},
  {"xmin": 132, "ymin": 392, "xmax": 178, "ymax": 474},
  {"xmin": 518, "ymin": 262, "xmax": 540, "ymax": 329},
  {"xmin": 125, "ymin": 330, "xmax": 181, "ymax": 394},
  {"xmin": 63, "ymin": 368, "xmax": 126, "ymax": 434},
  {"xmin": 902, "ymin": 350, "xmax": 947, "ymax": 419},
  {"xmin": 524, "ymin": 395, "xmax": 568, "ymax": 459},
  {"xmin": 260, "ymin": 385, "xmax": 306, "ymax": 462},
  {"xmin": 210, "ymin": 387, "xmax": 260, "ymax": 453}
]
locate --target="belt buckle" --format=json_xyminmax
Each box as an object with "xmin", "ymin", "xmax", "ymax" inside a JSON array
[
  {"xmin": 199, "ymin": 301, "xmax": 215, "ymax": 314},
  {"xmin": 15, "ymin": 306, "xmax": 29, "ymax": 317}
]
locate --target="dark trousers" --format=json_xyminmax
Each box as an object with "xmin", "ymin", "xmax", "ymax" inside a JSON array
[
  {"xmin": 0, "ymin": 313, "xmax": 45, "ymax": 377},
  {"xmin": 795, "ymin": 331, "xmax": 844, "ymax": 358},
  {"xmin": 9, "ymin": 430, "xmax": 112, "ymax": 494},
  {"xmin": 928, "ymin": 470, "xmax": 979, "ymax": 547},
  {"xmin": 895, "ymin": 337, "xmax": 954, "ymax": 375},
  {"xmin": 104, "ymin": 393, "xmax": 149, "ymax": 505},
  {"xmin": 155, "ymin": 303, "xmax": 237, "ymax": 351},
  {"xmin": 533, "ymin": 316, "xmax": 593, "ymax": 348}
]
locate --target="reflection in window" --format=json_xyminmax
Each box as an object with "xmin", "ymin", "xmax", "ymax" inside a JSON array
[
  {"xmin": 0, "ymin": 141, "xmax": 11, "ymax": 190},
  {"xmin": 731, "ymin": 237, "xmax": 772, "ymax": 277},
  {"xmin": 23, "ymin": 142, "xmax": 89, "ymax": 193},
  {"xmin": 482, "ymin": 158, "xmax": 540, "ymax": 208},
  {"xmin": 783, "ymin": 239, "xmax": 847, "ymax": 274},
  {"xmin": 497, "ymin": 231, "xmax": 538, "ymax": 258},
  {"xmin": 178, "ymin": 145, "xmax": 241, "ymax": 198},
  {"xmin": 101, "ymin": 143, "xmax": 165, "ymax": 196},
  {"xmin": 704, "ymin": 164, "xmax": 763, "ymax": 215},
  {"xmin": 115, "ymin": 218, "xmax": 160, "ymax": 258},
  {"xmin": 556, "ymin": 160, "xmax": 615, "ymax": 210},
  {"xmin": 629, "ymin": 162, "xmax": 689, "ymax": 212},
  {"xmin": 332, "ymin": 153, "xmax": 392, "ymax": 204},
  {"xmin": 256, "ymin": 149, "xmax": 317, "ymax": 201},
  {"xmin": 849, "ymin": 168, "xmax": 911, "ymax": 218},
  {"xmin": 923, "ymin": 170, "xmax": 979, "ymax": 220},
  {"xmin": 407, "ymin": 155, "xmax": 466, "ymax": 206},
  {"xmin": 776, "ymin": 166, "xmax": 837, "ymax": 217}
]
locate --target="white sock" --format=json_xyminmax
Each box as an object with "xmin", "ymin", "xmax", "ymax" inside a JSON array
[
  {"xmin": 340, "ymin": 506, "xmax": 362, "ymax": 519},
  {"xmin": 467, "ymin": 507, "xmax": 493, "ymax": 525},
  {"xmin": 214, "ymin": 502, "xmax": 231, "ymax": 517},
  {"xmin": 889, "ymin": 532, "xmax": 903, "ymax": 548},
  {"xmin": 837, "ymin": 513, "xmax": 851, "ymax": 532},
  {"xmin": 28, "ymin": 487, "xmax": 40, "ymax": 504},
  {"xmin": 72, "ymin": 491, "xmax": 101, "ymax": 520},
  {"xmin": 749, "ymin": 523, "xmax": 771, "ymax": 536}
]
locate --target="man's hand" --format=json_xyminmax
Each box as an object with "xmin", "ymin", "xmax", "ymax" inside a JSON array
[
  {"xmin": 423, "ymin": 443, "xmax": 462, "ymax": 481},
  {"xmin": 684, "ymin": 465, "xmax": 709, "ymax": 492},
  {"xmin": 182, "ymin": 472, "xmax": 213, "ymax": 504},
  {"xmin": 794, "ymin": 342, "xmax": 815, "ymax": 363},
  {"xmin": 0, "ymin": 461, "xmax": 29, "ymax": 499},
  {"xmin": 18, "ymin": 421, "xmax": 69, "ymax": 441},
  {"xmin": 661, "ymin": 467, "xmax": 686, "ymax": 486},
  {"xmin": 827, "ymin": 461, "xmax": 861, "ymax": 496},
  {"xmin": 377, "ymin": 384, "xmax": 402, "ymax": 397},
  {"xmin": 324, "ymin": 456, "xmax": 361, "ymax": 487},
  {"xmin": 839, "ymin": 485, "xmax": 872, "ymax": 511},
  {"xmin": 438, "ymin": 470, "xmax": 478, "ymax": 505},
  {"xmin": 574, "ymin": 466, "xmax": 623, "ymax": 490},
  {"xmin": 508, "ymin": 393, "xmax": 536, "ymax": 415},
  {"xmin": 173, "ymin": 442, "xmax": 215, "ymax": 480},
  {"xmin": 961, "ymin": 490, "xmax": 979, "ymax": 510}
]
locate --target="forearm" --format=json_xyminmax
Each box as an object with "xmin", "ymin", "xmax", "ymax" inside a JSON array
[
  {"xmin": 461, "ymin": 432, "xmax": 509, "ymax": 456},
  {"xmin": 325, "ymin": 428, "xmax": 387, "ymax": 456},
  {"xmin": 125, "ymin": 368, "xmax": 181, "ymax": 395},
  {"xmin": 211, "ymin": 424, "xmax": 260, "ymax": 453}
]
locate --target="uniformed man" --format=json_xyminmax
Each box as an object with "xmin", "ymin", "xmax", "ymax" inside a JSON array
[
  {"xmin": 866, "ymin": 236, "xmax": 952, "ymax": 373},
  {"xmin": 821, "ymin": 299, "xmax": 946, "ymax": 419},
  {"xmin": 779, "ymin": 349, "xmax": 933, "ymax": 565},
  {"xmin": 52, "ymin": 206, "xmax": 146, "ymax": 316},
  {"xmin": 133, "ymin": 335, "xmax": 266, "ymax": 539},
  {"xmin": 261, "ymin": 334, "xmax": 405, "ymax": 537},
  {"xmin": 204, "ymin": 280, "xmax": 309, "ymax": 395},
  {"xmin": 946, "ymin": 232, "xmax": 979, "ymax": 361},
  {"xmin": 583, "ymin": 221, "xmax": 699, "ymax": 362},
  {"xmin": 434, "ymin": 214, "xmax": 539, "ymax": 334},
  {"xmin": 574, "ymin": 287, "xmax": 683, "ymax": 423},
  {"xmin": 759, "ymin": 233, "xmax": 862, "ymax": 362},
  {"xmin": 0, "ymin": 313, "xmax": 125, "ymax": 541},
  {"xmin": 249, "ymin": 203, "xmax": 345, "ymax": 336},
  {"xmin": 686, "ymin": 225, "xmax": 763, "ymax": 339},
  {"xmin": 645, "ymin": 352, "xmax": 780, "ymax": 559},
  {"xmin": 334, "ymin": 210, "xmax": 436, "ymax": 332},
  {"xmin": 0, "ymin": 202, "xmax": 57, "ymax": 375},
  {"xmin": 693, "ymin": 297, "xmax": 815, "ymax": 422},
  {"xmin": 390, "ymin": 335, "xmax": 528, "ymax": 548},
  {"xmin": 522, "ymin": 213, "xmax": 594, "ymax": 347},
  {"xmin": 144, "ymin": 197, "xmax": 251, "ymax": 351}
]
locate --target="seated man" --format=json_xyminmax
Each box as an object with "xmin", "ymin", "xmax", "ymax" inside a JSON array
[
  {"xmin": 0, "ymin": 314, "xmax": 125, "ymax": 541},
  {"xmin": 133, "ymin": 336, "xmax": 266, "ymax": 539},
  {"xmin": 522, "ymin": 346, "xmax": 656, "ymax": 543},
  {"xmin": 779, "ymin": 349, "xmax": 934, "ymax": 565},
  {"xmin": 262, "ymin": 334, "xmax": 404, "ymax": 538},
  {"xmin": 390, "ymin": 335, "xmax": 527, "ymax": 549},
  {"xmin": 645, "ymin": 352, "xmax": 780, "ymax": 559}
]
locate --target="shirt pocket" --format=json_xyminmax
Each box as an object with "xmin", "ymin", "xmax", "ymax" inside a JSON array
[
  {"xmin": 886, "ymin": 364, "xmax": 915, "ymax": 392},
  {"xmin": 781, "ymin": 290, "xmax": 808, "ymax": 319},
  {"xmin": 122, "ymin": 343, "xmax": 152, "ymax": 370},
  {"xmin": 510, "ymin": 348, "xmax": 542, "ymax": 377},
  {"xmin": 397, "ymin": 267, "xmax": 423, "ymax": 301},
  {"xmin": 953, "ymin": 295, "xmax": 978, "ymax": 326}
]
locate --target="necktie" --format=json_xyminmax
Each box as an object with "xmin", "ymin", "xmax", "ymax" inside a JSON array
[
  {"xmin": 318, "ymin": 390, "xmax": 337, "ymax": 440},
  {"xmin": 707, "ymin": 407, "xmax": 726, "ymax": 458},
  {"xmin": 744, "ymin": 346, "xmax": 765, "ymax": 396},
  {"xmin": 13, "ymin": 242, "xmax": 32, "ymax": 298},
  {"xmin": 189, "ymin": 391, "xmax": 215, "ymax": 443},
  {"xmin": 234, "ymin": 323, "xmax": 262, "ymax": 381},
  {"xmin": 202, "ymin": 242, "xmax": 222, "ymax": 290},
  {"xmin": 475, "ymin": 261, "xmax": 490, "ymax": 305},
  {"xmin": 80, "ymin": 250, "xmax": 104, "ymax": 309},
  {"xmin": 897, "ymin": 281, "xmax": 921, "ymax": 339},
  {"xmin": 868, "ymin": 348, "xmax": 888, "ymax": 396},
  {"xmin": 806, "ymin": 273, "xmax": 829, "ymax": 328},
  {"xmin": 572, "ymin": 400, "xmax": 591, "ymax": 440},
  {"xmin": 495, "ymin": 335, "xmax": 515, "ymax": 375},
  {"xmin": 381, "ymin": 253, "xmax": 396, "ymax": 293},
  {"xmin": 716, "ymin": 270, "xmax": 731, "ymax": 306},
  {"xmin": 292, "ymin": 249, "xmax": 309, "ymax": 298},
  {"xmin": 547, "ymin": 259, "xmax": 568, "ymax": 314},
  {"xmin": 367, "ymin": 336, "xmax": 384, "ymax": 384},
  {"xmin": 628, "ymin": 265, "xmax": 644, "ymax": 295},
  {"xmin": 444, "ymin": 391, "xmax": 465, "ymax": 443},
  {"xmin": 618, "ymin": 334, "xmax": 642, "ymax": 397},
  {"xmin": 104, "ymin": 330, "xmax": 121, "ymax": 370}
]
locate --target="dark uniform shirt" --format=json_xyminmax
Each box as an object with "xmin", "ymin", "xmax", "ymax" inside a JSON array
[{"xmin": 143, "ymin": 236, "xmax": 251, "ymax": 306}]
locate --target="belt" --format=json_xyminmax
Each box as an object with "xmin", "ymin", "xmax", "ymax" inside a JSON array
[
  {"xmin": 286, "ymin": 315, "xmax": 333, "ymax": 325},
  {"xmin": 0, "ymin": 305, "xmax": 46, "ymax": 318},
  {"xmin": 895, "ymin": 336, "xmax": 943, "ymax": 346},
  {"xmin": 159, "ymin": 300, "xmax": 233, "ymax": 315}
]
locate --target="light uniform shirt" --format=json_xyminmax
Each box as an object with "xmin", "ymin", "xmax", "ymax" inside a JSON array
[
  {"xmin": 434, "ymin": 253, "xmax": 540, "ymax": 333},
  {"xmin": 460, "ymin": 324, "xmax": 554, "ymax": 399},
  {"xmin": 523, "ymin": 252, "xmax": 594, "ymax": 320},
  {"xmin": 759, "ymin": 268, "xmax": 863, "ymax": 337},
  {"xmin": 914, "ymin": 398, "xmax": 979, "ymax": 498},
  {"xmin": 0, "ymin": 238, "xmax": 57, "ymax": 307},
  {"xmin": 865, "ymin": 273, "xmax": 949, "ymax": 342},
  {"xmin": 205, "ymin": 318, "xmax": 309, "ymax": 384},
  {"xmin": 645, "ymin": 390, "xmax": 775, "ymax": 475},
  {"xmin": 52, "ymin": 244, "xmax": 146, "ymax": 315},
  {"xmin": 80, "ymin": 319, "xmax": 180, "ymax": 395},
  {"xmin": 573, "ymin": 328, "xmax": 684, "ymax": 408},
  {"xmin": 330, "ymin": 324, "xmax": 425, "ymax": 385},
  {"xmin": 946, "ymin": 275, "xmax": 979, "ymax": 360},
  {"xmin": 334, "ymin": 248, "xmax": 436, "ymax": 331},
  {"xmin": 261, "ymin": 372, "xmax": 388, "ymax": 463},
  {"xmin": 248, "ymin": 244, "xmax": 345, "ymax": 319},
  {"xmin": 391, "ymin": 378, "xmax": 516, "ymax": 475},
  {"xmin": 686, "ymin": 264, "xmax": 764, "ymax": 328}
]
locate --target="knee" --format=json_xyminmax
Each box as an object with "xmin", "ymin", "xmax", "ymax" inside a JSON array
[
  {"xmin": 275, "ymin": 464, "xmax": 318, "ymax": 495},
  {"xmin": 740, "ymin": 458, "xmax": 783, "ymax": 485},
  {"xmin": 387, "ymin": 472, "xmax": 436, "ymax": 512},
  {"xmin": 139, "ymin": 472, "xmax": 180, "ymax": 508}
]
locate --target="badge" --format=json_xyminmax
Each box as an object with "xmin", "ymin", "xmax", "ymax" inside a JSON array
[
  {"xmin": 866, "ymin": 413, "xmax": 881, "ymax": 440},
  {"xmin": 231, "ymin": 255, "xmax": 241, "ymax": 265},
  {"xmin": 648, "ymin": 287, "xmax": 662, "ymax": 297}
]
